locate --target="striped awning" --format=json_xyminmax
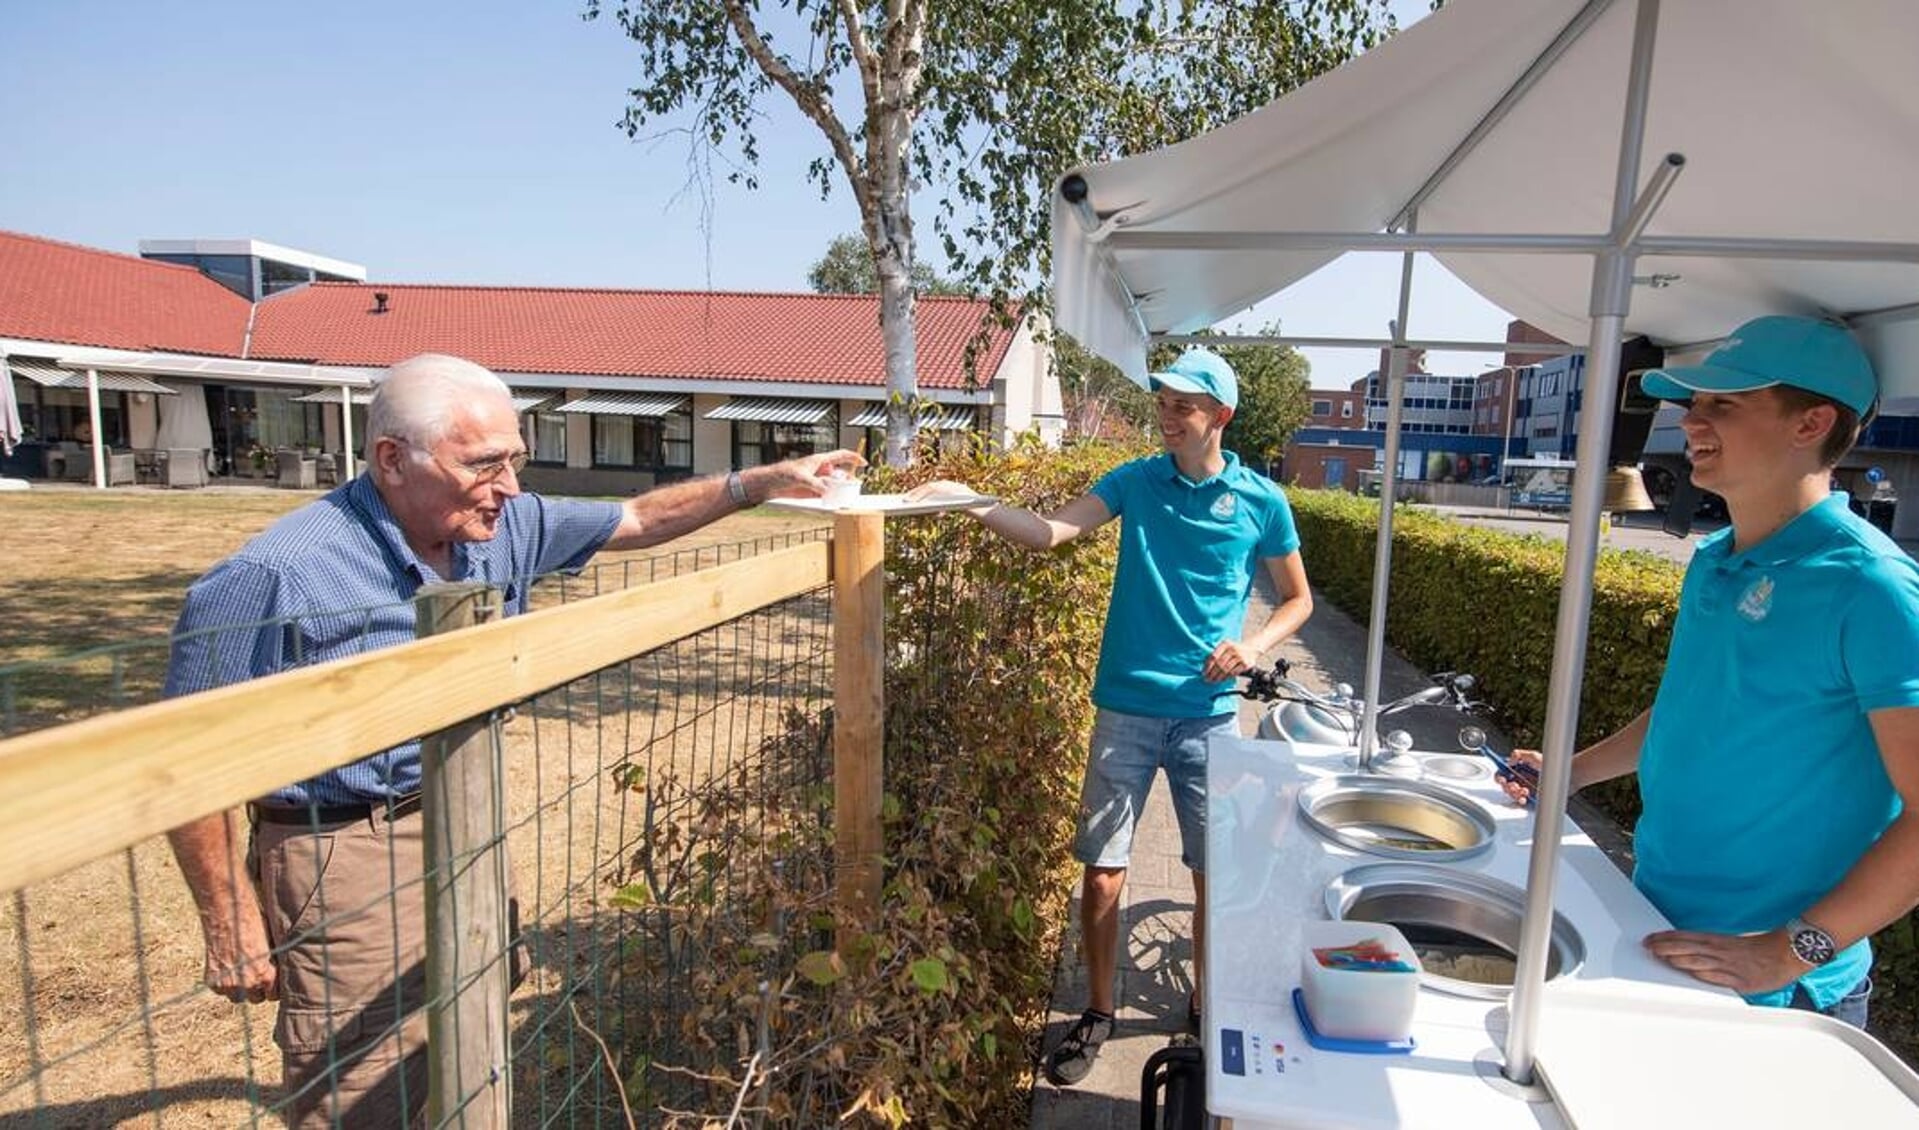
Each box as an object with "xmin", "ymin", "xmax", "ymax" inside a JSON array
[
  {"xmin": 704, "ymin": 397, "xmax": 834, "ymax": 425},
  {"xmin": 7, "ymin": 359, "xmax": 69, "ymax": 386},
  {"xmin": 291, "ymin": 387, "xmax": 375, "ymax": 405},
  {"xmin": 509, "ymin": 392, "xmax": 554, "ymax": 412},
  {"xmin": 552, "ymin": 392, "xmax": 689, "ymax": 417},
  {"xmin": 846, "ymin": 403, "xmax": 976, "ymax": 431},
  {"xmin": 8, "ymin": 359, "xmax": 178, "ymax": 394}
]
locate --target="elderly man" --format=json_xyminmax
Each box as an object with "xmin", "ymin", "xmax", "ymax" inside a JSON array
[{"xmin": 165, "ymin": 354, "xmax": 860, "ymax": 1128}]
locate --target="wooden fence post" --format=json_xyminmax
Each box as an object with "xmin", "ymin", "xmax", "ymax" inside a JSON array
[
  {"xmin": 833, "ymin": 511, "xmax": 885, "ymax": 951},
  {"xmin": 416, "ymin": 582, "xmax": 509, "ymax": 1129}
]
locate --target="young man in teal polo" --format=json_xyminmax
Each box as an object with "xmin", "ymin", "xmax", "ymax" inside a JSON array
[
  {"xmin": 1503, "ymin": 315, "xmax": 1919, "ymax": 1027},
  {"xmin": 913, "ymin": 346, "xmax": 1313, "ymax": 1084}
]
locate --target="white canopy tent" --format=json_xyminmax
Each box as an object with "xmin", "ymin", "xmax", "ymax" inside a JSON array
[
  {"xmin": 1056, "ymin": 0, "xmax": 1919, "ymax": 398},
  {"xmin": 1052, "ymin": 0, "xmax": 1919, "ymax": 1093}
]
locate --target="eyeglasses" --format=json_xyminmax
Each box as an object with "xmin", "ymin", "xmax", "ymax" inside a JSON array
[{"xmin": 404, "ymin": 440, "xmax": 530, "ymax": 483}]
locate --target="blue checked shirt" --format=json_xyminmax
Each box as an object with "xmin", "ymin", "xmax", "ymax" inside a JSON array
[{"xmin": 164, "ymin": 474, "xmax": 622, "ymax": 805}]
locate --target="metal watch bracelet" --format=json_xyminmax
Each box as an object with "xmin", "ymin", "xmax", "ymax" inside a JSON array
[{"xmin": 725, "ymin": 469, "xmax": 749, "ymax": 505}]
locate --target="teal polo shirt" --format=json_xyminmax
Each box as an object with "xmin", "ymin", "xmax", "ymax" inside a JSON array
[
  {"xmin": 1634, "ymin": 494, "xmax": 1919, "ymax": 1008},
  {"xmin": 1088, "ymin": 452, "xmax": 1300, "ymax": 719}
]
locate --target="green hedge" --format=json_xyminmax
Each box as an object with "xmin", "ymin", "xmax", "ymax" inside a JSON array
[
  {"xmin": 1286, "ymin": 488, "xmax": 1919, "ymax": 1062},
  {"xmin": 611, "ymin": 435, "xmax": 1144, "ymax": 1125}
]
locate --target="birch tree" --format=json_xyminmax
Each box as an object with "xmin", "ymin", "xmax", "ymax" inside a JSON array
[{"xmin": 587, "ymin": 1, "xmax": 1392, "ymax": 464}]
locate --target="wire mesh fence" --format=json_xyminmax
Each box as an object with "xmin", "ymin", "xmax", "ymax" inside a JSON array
[{"xmin": 0, "ymin": 530, "xmax": 840, "ymax": 1128}]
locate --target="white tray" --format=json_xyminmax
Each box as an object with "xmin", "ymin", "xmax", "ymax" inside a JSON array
[
  {"xmin": 764, "ymin": 491, "xmax": 996, "ymax": 516},
  {"xmin": 1536, "ymin": 982, "xmax": 1919, "ymax": 1129}
]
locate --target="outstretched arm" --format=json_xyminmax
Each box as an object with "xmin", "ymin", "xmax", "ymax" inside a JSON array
[
  {"xmin": 603, "ymin": 449, "xmax": 865, "ymax": 551},
  {"xmin": 974, "ymin": 493, "xmax": 1114, "ymax": 550},
  {"xmin": 907, "ymin": 480, "xmax": 1113, "ymax": 549}
]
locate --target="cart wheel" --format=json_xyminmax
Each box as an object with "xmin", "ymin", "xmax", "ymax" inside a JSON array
[{"xmin": 1139, "ymin": 1042, "xmax": 1206, "ymax": 1130}]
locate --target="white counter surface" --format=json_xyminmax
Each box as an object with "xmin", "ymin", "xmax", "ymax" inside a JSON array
[{"xmin": 1202, "ymin": 735, "xmax": 1737, "ymax": 1129}]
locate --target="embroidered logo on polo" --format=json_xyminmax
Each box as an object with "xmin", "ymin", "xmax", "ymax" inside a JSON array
[
  {"xmin": 1737, "ymin": 575, "xmax": 1775, "ymax": 622},
  {"xmin": 1210, "ymin": 491, "xmax": 1238, "ymax": 521}
]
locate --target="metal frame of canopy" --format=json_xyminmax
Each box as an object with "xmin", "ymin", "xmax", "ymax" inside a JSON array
[{"xmin": 1058, "ymin": 0, "xmax": 1919, "ymax": 1089}]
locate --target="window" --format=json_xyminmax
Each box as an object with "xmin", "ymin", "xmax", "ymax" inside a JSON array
[
  {"xmin": 528, "ymin": 411, "xmax": 568, "ymax": 465},
  {"xmin": 254, "ymin": 390, "xmax": 325, "ymax": 450},
  {"xmin": 1341, "ymin": 401, "xmax": 1355, "ymax": 419},
  {"xmin": 1312, "ymin": 399, "xmax": 1333, "ymax": 417},
  {"xmin": 260, "ymin": 258, "xmax": 315, "ymax": 298},
  {"xmin": 594, "ymin": 403, "xmax": 695, "ymax": 470},
  {"xmin": 734, "ymin": 409, "xmax": 838, "ymax": 468},
  {"xmin": 21, "ymin": 385, "xmax": 128, "ymax": 446}
]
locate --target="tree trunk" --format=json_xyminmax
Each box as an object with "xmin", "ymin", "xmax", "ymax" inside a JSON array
[
  {"xmin": 870, "ymin": 7, "xmax": 922, "ymax": 467},
  {"xmin": 874, "ymin": 205, "xmax": 918, "ymax": 466}
]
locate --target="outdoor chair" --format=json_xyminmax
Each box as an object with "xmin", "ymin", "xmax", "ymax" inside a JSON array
[
  {"xmin": 60, "ymin": 443, "xmax": 91, "ymax": 482},
  {"xmin": 163, "ymin": 447, "xmax": 208, "ymax": 489},
  {"xmin": 105, "ymin": 452, "xmax": 136, "ymax": 486},
  {"xmin": 276, "ymin": 449, "xmax": 317, "ymax": 489},
  {"xmin": 315, "ymin": 452, "xmax": 340, "ymax": 487}
]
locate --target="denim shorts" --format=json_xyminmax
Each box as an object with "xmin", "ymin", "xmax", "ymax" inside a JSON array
[
  {"xmin": 1073, "ymin": 708, "xmax": 1239, "ymax": 874},
  {"xmin": 1789, "ymin": 975, "xmax": 1872, "ymax": 1030}
]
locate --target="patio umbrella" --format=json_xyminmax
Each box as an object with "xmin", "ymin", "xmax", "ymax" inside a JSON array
[{"xmin": 0, "ymin": 358, "xmax": 21, "ymax": 455}]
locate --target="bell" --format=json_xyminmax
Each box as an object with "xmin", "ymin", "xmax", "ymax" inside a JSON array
[{"xmin": 1602, "ymin": 464, "xmax": 1655, "ymax": 512}]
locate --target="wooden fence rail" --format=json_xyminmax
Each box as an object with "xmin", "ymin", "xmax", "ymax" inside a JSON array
[{"xmin": 0, "ymin": 538, "xmax": 835, "ymax": 897}]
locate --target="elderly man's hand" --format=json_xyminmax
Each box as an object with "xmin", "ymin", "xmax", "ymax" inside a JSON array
[
  {"xmin": 755, "ymin": 450, "xmax": 867, "ymax": 500},
  {"xmin": 1643, "ymin": 927, "xmax": 1804, "ymax": 996},
  {"xmin": 200, "ymin": 896, "xmax": 279, "ymax": 1005}
]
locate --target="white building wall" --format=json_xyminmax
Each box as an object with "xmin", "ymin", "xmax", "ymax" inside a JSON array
[
  {"xmin": 128, "ymin": 394, "xmax": 159, "ymax": 449},
  {"xmin": 692, "ymin": 394, "xmax": 732, "ymax": 475}
]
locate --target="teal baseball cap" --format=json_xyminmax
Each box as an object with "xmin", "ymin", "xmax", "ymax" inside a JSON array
[
  {"xmin": 1639, "ymin": 315, "xmax": 1878, "ymax": 417},
  {"xmin": 1149, "ymin": 347, "xmax": 1238, "ymax": 410}
]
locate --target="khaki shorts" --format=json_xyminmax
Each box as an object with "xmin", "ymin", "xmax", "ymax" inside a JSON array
[{"xmin": 250, "ymin": 805, "xmax": 429, "ymax": 1130}]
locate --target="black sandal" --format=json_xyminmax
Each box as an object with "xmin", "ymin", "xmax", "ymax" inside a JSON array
[{"xmin": 1046, "ymin": 1009, "xmax": 1115, "ymax": 1086}]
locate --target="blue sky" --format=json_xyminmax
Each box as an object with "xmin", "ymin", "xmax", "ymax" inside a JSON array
[{"xmin": 0, "ymin": 0, "xmax": 1511, "ymax": 390}]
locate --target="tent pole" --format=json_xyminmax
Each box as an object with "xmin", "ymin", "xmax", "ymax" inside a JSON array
[
  {"xmin": 1637, "ymin": 234, "xmax": 1919, "ymax": 261},
  {"xmin": 1356, "ymin": 215, "xmax": 1419, "ymax": 772},
  {"xmin": 1156, "ymin": 333, "xmax": 1581, "ymax": 356},
  {"xmin": 1107, "ymin": 230, "xmax": 1606, "ymax": 254},
  {"xmin": 1503, "ymin": 0, "xmax": 1664, "ymax": 1089},
  {"xmin": 86, "ymin": 368, "xmax": 107, "ymax": 490}
]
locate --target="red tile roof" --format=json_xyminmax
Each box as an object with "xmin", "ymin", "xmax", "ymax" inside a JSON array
[
  {"xmin": 0, "ymin": 230, "xmax": 1019, "ymax": 390},
  {"xmin": 0, "ymin": 230, "xmax": 252, "ymax": 356},
  {"xmin": 248, "ymin": 284, "xmax": 1015, "ymax": 389}
]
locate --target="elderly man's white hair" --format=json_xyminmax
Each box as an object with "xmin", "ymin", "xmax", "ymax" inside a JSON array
[{"xmin": 365, "ymin": 354, "xmax": 513, "ymax": 459}]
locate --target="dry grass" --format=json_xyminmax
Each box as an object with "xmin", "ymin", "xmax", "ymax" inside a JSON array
[{"xmin": 0, "ymin": 485, "xmax": 832, "ymax": 1127}]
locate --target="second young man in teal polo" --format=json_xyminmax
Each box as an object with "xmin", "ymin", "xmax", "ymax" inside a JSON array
[
  {"xmin": 912, "ymin": 346, "xmax": 1313, "ymax": 1085},
  {"xmin": 1500, "ymin": 316, "xmax": 1919, "ymax": 1029}
]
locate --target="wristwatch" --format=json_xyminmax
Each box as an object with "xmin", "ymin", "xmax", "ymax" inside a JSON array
[
  {"xmin": 1785, "ymin": 915, "xmax": 1838, "ymax": 967},
  {"xmin": 725, "ymin": 469, "xmax": 749, "ymax": 505}
]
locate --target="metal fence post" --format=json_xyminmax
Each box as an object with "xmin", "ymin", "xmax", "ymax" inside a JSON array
[
  {"xmin": 416, "ymin": 582, "xmax": 509, "ymax": 1128},
  {"xmin": 832, "ymin": 511, "xmax": 885, "ymax": 951}
]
